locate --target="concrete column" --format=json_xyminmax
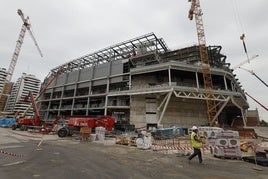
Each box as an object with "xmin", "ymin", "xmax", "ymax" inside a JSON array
[
  {"xmin": 168, "ymin": 66, "xmax": 171, "ymax": 86},
  {"xmin": 223, "ymin": 75, "xmax": 228, "ymax": 90},
  {"xmin": 104, "ymin": 95, "xmax": 108, "ymax": 115},
  {"xmin": 195, "ymin": 72, "xmax": 199, "ymax": 89},
  {"xmin": 58, "ymin": 87, "xmax": 64, "ymax": 116},
  {"xmin": 231, "ymin": 81, "xmax": 234, "ymax": 91},
  {"xmin": 129, "ymin": 74, "xmax": 132, "ymax": 90},
  {"xmin": 86, "ymin": 97, "xmax": 89, "ymax": 116},
  {"xmin": 104, "ymin": 62, "xmax": 112, "ymax": 115}
]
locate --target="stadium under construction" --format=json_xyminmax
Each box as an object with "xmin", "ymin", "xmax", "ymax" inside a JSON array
[{"xmin": 39, "ymin": 33, "xmax": 249, "ymax": 129}]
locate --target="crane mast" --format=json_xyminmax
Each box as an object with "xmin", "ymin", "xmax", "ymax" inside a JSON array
[
  {"xmin": 188, "ymin": 0, "xmax": 218, "ymax": 126},
  {"xmin": 0, "ymin": 9, "xmax": 42, "ymax": 111},
  {"xmin": 7, "ymin": 9, "xmax": 43, "ymax": 82}
]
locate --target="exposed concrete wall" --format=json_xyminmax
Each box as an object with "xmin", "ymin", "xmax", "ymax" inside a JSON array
[
  {"xmin": 130, "ymin": 94, "xmax": 208, "ymax": 128},
  {"xmin": 161, "ymin": 97, "xmax": 208, "ymax": 128},
  {"xmin": 130, "ymin": 95, "xmax": 147, "ymax": 128},
  {"xmin": 131, "ymin": 74, "xmax": 169, "ymax": 90}
]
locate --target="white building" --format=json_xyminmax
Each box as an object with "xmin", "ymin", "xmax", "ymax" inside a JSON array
[
  {"xmin": 0, "ymin": 68, "xmax": 7, "ymax": 94},
  {"xmin": 5, "ymin": 73, "xmax": 40, "ymax": 116}
]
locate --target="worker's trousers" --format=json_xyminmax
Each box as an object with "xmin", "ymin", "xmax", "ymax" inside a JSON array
[{"xmin": 188, "ymin": 147, "xmax": 202, "ymax": 163}]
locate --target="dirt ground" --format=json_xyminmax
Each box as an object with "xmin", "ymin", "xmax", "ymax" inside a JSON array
[{"xmin": 1, "ymin": 128, "xmax": 268, "ymax": 179}]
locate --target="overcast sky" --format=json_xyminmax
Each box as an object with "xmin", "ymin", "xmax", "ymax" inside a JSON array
[{"xmin": 1, "ymin": 0, "xmax": 267, "ymax": 121}]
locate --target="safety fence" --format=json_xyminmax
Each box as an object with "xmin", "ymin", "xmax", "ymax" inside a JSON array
[
  {"xmin": 0, "ymin": 150, "xmax": 23, "ymax": 157},
  {"xmin": 151, "ymin": 144, "xmax": 238, "ymax": 151}
]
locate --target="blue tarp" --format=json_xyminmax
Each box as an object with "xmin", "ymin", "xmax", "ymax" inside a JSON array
[
  {"xmin": 151, "ymin": 127, "xmax": 185, "ymax": 138},
  {"xmin": 0, "ymin": 118, "xmax": 16, "ymax": 128}
]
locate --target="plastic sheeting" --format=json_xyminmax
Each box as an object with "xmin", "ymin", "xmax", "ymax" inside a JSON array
[
  {"xmin": 136, "ymin": 131, "xmax": 152, "ymax": 150},
  {"xmin": 0, "ymin": 118, "xmax": 16, "ymax": 128}
]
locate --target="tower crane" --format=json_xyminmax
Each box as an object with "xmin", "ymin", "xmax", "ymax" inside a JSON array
[
  {"xmin": 0, "ymin": 9, "xmax": 43, "ymax": 111},
  {"xmin": 187, "ymin": 0, "xmax": 218, "ymax": 126}
]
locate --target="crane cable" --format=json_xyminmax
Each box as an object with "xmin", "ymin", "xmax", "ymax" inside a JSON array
[{"xmin": 231, "ymin": 0, "xmax": 250, "ymax": 62}]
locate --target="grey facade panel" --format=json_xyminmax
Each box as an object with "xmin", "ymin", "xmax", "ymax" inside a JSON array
[
  {"xmin": 111, "ymin": 63, "xmax": 123, "ymax": 75},
  {"xmin": 54, "ymin": 87, "xmax": 63, "ymax": 92},
  {"xmin": 94, "ymin": 63, "xmax": 109, "ymax": 78},
  {"xmin": 67, "ymin": 71, "xmax": 79, "ymax": 83},
  {"xmin": 110, "ymin": 76, "xmax": 123, "ymax": 83},
  {"xmin": 78, "ymin": 82, "xmax": 90, "ymax": 88},
  {"xmin": 92, "ymin": 79, "xmax": 107, "ymax": 86},
  {"xmin": 55, "ymin": 74, "xmax": 67, "ymax": 86},
  {"xmin": 65, "ymin": 85, "xmax": 76, "ymax": 90},
  {"xmin": 79, "ymin": 68, "xmax": 92, "ymax": 81}
]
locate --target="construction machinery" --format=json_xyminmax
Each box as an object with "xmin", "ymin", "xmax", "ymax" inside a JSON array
[
  {"xmin": 57, "ymin": 116, "xmax": 115, "ymax": 137},
  {"xmin": 187, "ymin": 0, "xmax": 218, "ymax": 126},
  {"xmin": 232, "ymin": 54, "xmax": 267, "ymax": 87},
  {"xmin": 232, "ymin": 54, "xmax": 259, "ymax": 69},
  {"xmin": 245, "ymin": 92, "xmax": 268, "ymax": 111},
  {"xmin": 0, "ymin": 9, "xmax": 43, "ymax": 111},
  {"xmin": 232, "ymin": 55, "xmax": 267, "ymax": 109},
  {"xmin": 239, "ymin": 67, "xmax": 268, "ymax": 88},
  {"xmin": 240, "ymin": 34, "xmax": 250, "ymax": 63},
  {"xmin": 11, "ymin": 91, "xmax": 41, "ymax": 131}
]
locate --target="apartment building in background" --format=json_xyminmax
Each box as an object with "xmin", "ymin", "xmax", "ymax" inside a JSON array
[{"xmin": 5, "ymin": 73, "xmax": 40, "ymax": 116}]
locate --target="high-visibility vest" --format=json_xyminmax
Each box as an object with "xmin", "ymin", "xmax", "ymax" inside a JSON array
[{"xmin": 190, "ymin": 131, "xmax": 201, "ymax": 149}]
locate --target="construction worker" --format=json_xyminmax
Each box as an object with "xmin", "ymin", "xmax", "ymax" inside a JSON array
[{"xmin": 188, "ymin": 126, "xmax": 203, "ymax": 164}]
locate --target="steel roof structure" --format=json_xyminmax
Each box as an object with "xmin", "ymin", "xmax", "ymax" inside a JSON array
[{"xmin": 45, "ymin": 32, "xmax": 168, "ymax": 81}]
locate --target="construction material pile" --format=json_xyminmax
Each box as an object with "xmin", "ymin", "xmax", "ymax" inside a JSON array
[
  {"xmin": 115, "ymin": 132, "xmax": 137, "ymax": 146},
  {"xmin": 199, "ymin": 127, "xmax": 241, "ymax": 159},
  {"xmin": 136, "ymin": 131, "xmax": 152, "ymax": 150}
]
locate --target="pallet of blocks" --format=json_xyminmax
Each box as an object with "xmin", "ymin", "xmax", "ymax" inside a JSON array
[{"xmin": 208, "ymin": 129, "xmax": 241, "ymax": 159}]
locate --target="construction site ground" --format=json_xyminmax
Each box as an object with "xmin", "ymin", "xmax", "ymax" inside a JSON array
[{"xmin": 0, "ymin": 128, "xmax": 267, "ymax": 179}]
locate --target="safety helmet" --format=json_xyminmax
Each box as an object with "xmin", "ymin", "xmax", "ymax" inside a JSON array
[{"xmin": 192, "ymin": 126, "xmax": 198, "ymax": 130}]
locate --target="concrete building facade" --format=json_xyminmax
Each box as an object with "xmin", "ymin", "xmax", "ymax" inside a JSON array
[
  {"xmin": 39, "ymin": 33, "xmax": 249, "ymax": 128},
  {"xmin": 5, "ymin": 73, "xmax": 40, "ymax": 116}
]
